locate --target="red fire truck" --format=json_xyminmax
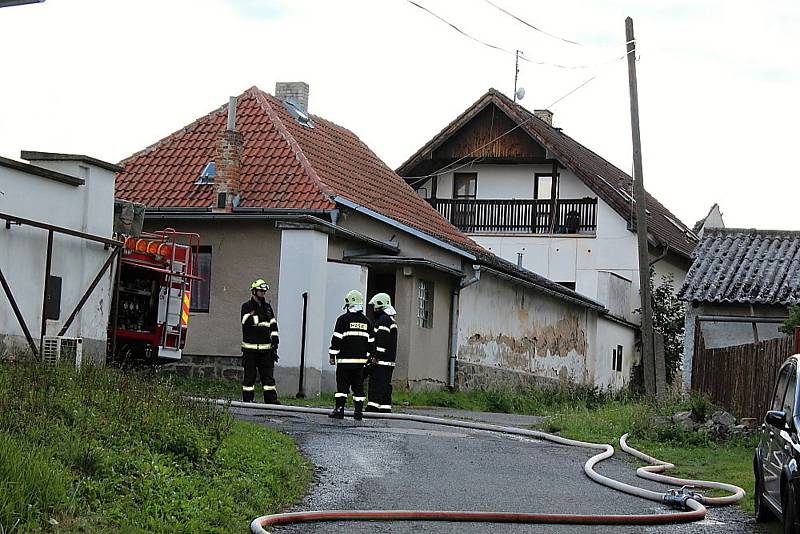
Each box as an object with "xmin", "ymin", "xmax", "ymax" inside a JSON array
[{"xmin": 109, "ymin": 229, "xmax": 200, "ymax": 364}]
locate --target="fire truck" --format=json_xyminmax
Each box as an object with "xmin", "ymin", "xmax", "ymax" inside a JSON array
[{"xmin": 109, "ymin": 229, "xmax": 200, "ymax": 364}]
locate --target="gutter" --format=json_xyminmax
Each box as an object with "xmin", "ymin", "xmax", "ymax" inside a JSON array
[
  {"xmin": 333, "ymin": 195, "xmax": 476, "ymax": 261},
  {"xmin": 449, "ymin": 265, "xmax": 482, "ymax": 388}
]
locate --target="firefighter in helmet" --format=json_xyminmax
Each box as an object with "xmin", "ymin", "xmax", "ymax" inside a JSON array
[
  {"xmin": 240, "ymin": 279, "xmax": 280, "ymax": 403},
  {"xmin": 328, "ymin": 289, "xmax": 373, "ymax": 420},
  {"xmin": 366, "ymin": 292, "xmax": 397, "ymax": 413}
]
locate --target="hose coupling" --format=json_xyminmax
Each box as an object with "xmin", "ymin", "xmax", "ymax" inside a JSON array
[{"xmin": 663, "ymin": 486, "xmax": 704, "ymax": 509}]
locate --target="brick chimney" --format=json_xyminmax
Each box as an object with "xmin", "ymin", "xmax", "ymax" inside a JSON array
[
  {"xmin": 275, "ymin": 81, "xmax": 309, "ymax": 111},
  {"xmin": 214, "ymin": 96, "xmax": 243, "ymax": 212},
  {"xmin": 534, "ymin": 109, "xmax": 553, "ymax": 126}
]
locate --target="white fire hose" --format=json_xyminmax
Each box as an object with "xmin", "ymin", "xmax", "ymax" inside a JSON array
[{"xmin": 196, "ymin": 399, "xmax": 744, "ymax": 533}]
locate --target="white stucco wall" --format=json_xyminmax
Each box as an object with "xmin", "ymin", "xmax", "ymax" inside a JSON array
[
  {"xmin": 591, "ymin": 316, "xmax": 638, "ymax": 390},
  {"xmin": 276, "ymin": 229, "xmax": 331, "ymax": 396},
  {"xmin": 461, "ymin": 164, "xmax": 641, "ymax": 318},
  {"xmin": 0, "ymin": 160, "xmax": 115, "ymax": 360}
]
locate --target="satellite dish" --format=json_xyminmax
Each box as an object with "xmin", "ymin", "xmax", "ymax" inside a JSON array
[{"xmin": 515, "ymin": 87, "xmax": 526, "ymax": 101}]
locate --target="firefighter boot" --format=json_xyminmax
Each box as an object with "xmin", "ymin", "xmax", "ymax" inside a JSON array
[
  {"xmin": 242, "ymin": 386, "xmax": 255, "ymax": 403},
  {"xmin": 353, "ymin": 400, "xmax": 364, "ymax": 421},
  {"xmin": 328, "ymin": 396, "xmax": 345, "ymax": 419},
  {"xmin": 263, "ymin": 384, "xmax": 280, "ymax": 405}
]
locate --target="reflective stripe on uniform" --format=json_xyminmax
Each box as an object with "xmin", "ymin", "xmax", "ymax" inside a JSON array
[
  {"xmin": 343, "ymin": 331, "xmax": 370, "ymax": 338},
  {"xmin": 376, "ymin": 347, "xmax": 386, "ymax": 353},
  {"xmin": 367, "ymin": 401, "xmax": 380, "ymax": 408},
  {"xmin": 379, "ymin": 404, "xmax": 392, "ymax": 410},
  {"xmin": 376, "ymin": 325, "xmax": 391, "ymax": 332},
  {"xmin": 332, "ymin": 331, "xmax": 343, "ymax": 339},
  {"xmin": 271, "ymin": 332, "xmax": 279, "ymax": 338},
  {"xmin": 242, "ymin": 314, "xmax": 254, "ymax": 324},
  {"xmin": 353, "ymin": 396, "xmax": 366, "ymax": 402},
  {"xmin": 334, "ymin": 393, "xmax": 348, "ymax": 398},
  {"xmin": 263, "ymin": 385, "xmax": 277, "ymax": 391},
  {"xmin": 241, "ymin": 342, "xmax": 272, "ymax": 350},
  {"xmin": 329, "ymin": 349, "xmax": 340, "ymax": 355},
  {"xmin": 368, "ymin": 337, "xmax": 375, "ymax": 343},
  {"xmin": 377, "ymin": 361, "xmax": 396, "ymax": 367},
  {"xmin": 242, "ymin": 386, "xmax": 255, "ymax": 391},
  {"xmin": 337, "ymin": 358, "xmax": 368, "ymax": 364},
  {"xmin": 390, "ymin": 324, "xmax": 397, "ymax": 330}
]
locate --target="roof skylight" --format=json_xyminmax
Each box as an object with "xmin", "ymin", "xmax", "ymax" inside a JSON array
[
  {"xmin": 195, "ymin": 161, "xmax": 215, "ymax": 185},
  {"xmin": 283, "ymin": 98, "xmax": 314, "ymax": 128}
]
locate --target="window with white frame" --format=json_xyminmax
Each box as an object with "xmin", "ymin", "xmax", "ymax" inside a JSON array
[{"xmin": 417, "ymin": 279, "xmax": 434, "ymax": 328}]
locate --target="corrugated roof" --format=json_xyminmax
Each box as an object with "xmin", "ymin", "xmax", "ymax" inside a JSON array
[
  {"xmin": 677, "ymin": 228, "xmax": 800, "ymax": 305},
  {"xmin": 397, "ymin": 89, "xmax": 699, "ymax": 259}
]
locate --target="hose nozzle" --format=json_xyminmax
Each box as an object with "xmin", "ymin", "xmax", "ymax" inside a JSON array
[{"xmin": 663, "ymin": 486, "xmax": 704, "ymax": 509}]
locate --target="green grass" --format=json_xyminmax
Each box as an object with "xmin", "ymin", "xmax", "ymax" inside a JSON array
[{"xmin": 0, "ymin": 361, "xmax": 312, "ymax": 533}]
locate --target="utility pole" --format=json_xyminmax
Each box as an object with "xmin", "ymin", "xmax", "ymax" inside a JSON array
[
  {"xmin": 625, "ymin": 17, "xmax": 657, "ymax": 397},
  {"xmin": 514, "ymin": 50, "xmax": 521, "ymax": 102}
]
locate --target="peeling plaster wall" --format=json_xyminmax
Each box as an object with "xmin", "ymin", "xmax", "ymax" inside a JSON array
[{"xmin": 458, "ymin": 272, "xmax": 593, "ymax": 385}]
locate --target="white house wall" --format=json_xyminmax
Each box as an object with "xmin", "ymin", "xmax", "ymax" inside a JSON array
[
  {"xmin": 447, "ymin": 164, "xmax": 640, "ymax": 319},
  {"xmin": 0, "ymin": 162, "xmax": 115, "ymax": 362},
  {"xmin": 592, "ymin": 316, "xmax": 638, "ymax": 390}
]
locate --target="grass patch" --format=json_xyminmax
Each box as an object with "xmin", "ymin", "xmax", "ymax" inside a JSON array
[{"xmin": 0, "ymin": 361, "xmax": 312, "ymax": 533}]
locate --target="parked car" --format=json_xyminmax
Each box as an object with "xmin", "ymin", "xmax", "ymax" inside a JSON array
[{"xmin": 754, "ymin": 354, "xmax": 800, "ymax": 533}]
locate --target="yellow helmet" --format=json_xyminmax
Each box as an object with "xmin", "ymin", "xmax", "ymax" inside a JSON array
[
  {"xmin": 344, "ymin": 289, "xmax": 364, "ymax": 306},
  {"xmin": 368, "ymin": 293, "xmax": 391, "ymax": 310},
  {"xmin": 250, "ymin": 279, "xmax": 269, "ymax": 291}
]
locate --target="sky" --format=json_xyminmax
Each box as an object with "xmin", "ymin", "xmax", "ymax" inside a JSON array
[{"xmin": 0, "ymin": 0, "xmax": 797, "ymax": 230}]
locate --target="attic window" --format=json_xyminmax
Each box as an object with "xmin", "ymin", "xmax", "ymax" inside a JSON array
[
  {"xmin": 282, "ymin": 98, "xmax": 314, "ymax": 128},
  {"xmin": 195, "ymin": 161, "xmax": 215, "ymax": 185}
]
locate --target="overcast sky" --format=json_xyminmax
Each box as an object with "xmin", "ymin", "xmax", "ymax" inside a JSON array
[{"xmin": 0, "ymin": 0, "xmax": 797, "ymax": 230}]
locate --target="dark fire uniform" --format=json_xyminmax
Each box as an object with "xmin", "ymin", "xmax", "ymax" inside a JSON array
[
  {"xmin": 367, "ymin": 310, "xmax": 397, "ymax": 413},
  {"xmin": 329, "ymin": 310, "xmax": 373, "ymax": 418},
  {"xmin": 241, "ymin": 297, "xmax": 280, "ymax": 403}
]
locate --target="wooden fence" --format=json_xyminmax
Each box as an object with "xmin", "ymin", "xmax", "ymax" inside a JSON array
[{"xmin": 692, "ymin": 330, "xmax": 795, "ymax": 419}]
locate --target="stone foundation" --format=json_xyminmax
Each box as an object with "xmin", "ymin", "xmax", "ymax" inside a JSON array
[
  {"xmin": 455, "ymin": 361, "xmax": 559, "ymax": 391},
  {"xmin": 162, "ymin": 354, "xmax": 244, "ymax": 381}
]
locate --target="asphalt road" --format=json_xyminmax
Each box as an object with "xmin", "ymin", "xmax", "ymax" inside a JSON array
[{"xmin": 233, "ymin": 406, "xmax": 770, "ymax": 534}]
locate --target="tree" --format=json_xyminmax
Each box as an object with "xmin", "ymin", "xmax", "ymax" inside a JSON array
[
  {"xmin": 779, "ymin": 305, "xmax": 800, "ymax": 336},
  {"xmin": 639, "ymin": 268, "xmax": 685, "ymax": 384}
]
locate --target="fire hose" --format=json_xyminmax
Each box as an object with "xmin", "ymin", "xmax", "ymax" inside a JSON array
[{"xmin": 200, "ymin": 399, "xmax": 744, "ymax": 533}]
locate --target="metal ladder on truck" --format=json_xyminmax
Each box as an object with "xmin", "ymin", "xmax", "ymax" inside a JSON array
[{"xmin": 157, "ymin": 230, "xmax": 198, "ymax": 361}]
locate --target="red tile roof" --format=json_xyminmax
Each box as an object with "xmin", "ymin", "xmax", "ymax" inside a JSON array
[{"xmin": 116, "ymin": 86, "xmax": 477, "ymax": 252}]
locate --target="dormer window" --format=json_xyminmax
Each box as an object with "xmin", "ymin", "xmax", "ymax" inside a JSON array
[
  {"xmin": 282, "ymin": 98, "xmax": 314, "ymax": 128},
  {"xmin": 195, "ymin": 161, "xmax": 215, "ymax": 185}
]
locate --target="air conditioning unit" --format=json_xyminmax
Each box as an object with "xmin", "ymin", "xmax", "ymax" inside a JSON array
[{"xmin": 42, "ymin": 336, "xmax": 83, "ymax": 368}]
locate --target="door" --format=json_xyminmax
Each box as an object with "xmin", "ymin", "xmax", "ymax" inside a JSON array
[{"xmin": 765, "ymin": 364, "xmax": 793, "ymax": 502}]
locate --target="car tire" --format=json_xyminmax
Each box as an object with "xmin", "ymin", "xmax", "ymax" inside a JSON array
[
  {"xmin": 783, "ymin": 481, "xmax": 799, "ymax": 534},
  {"xmin": 755, "ymin": 458, "xmax": 774, "ymax": 521}
]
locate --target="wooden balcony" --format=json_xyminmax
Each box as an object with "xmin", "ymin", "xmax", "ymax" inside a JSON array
[{"xmin": 428, "ymin": 197, "xmax": 598, "ymax": 234}]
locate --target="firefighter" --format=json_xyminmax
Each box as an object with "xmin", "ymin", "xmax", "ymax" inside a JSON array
[
  {"xmin": 328, "ymin": 289, "xmax": 372, "ymax": 420},
  {"xmin": 366, "ymin": 293, "xmax": 397, "ymax": 413},
  {"xmin": 241, "ymin": 279, "xmax": 280, "ymax": 404}
]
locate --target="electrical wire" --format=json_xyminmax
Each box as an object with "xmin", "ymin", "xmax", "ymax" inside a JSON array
[
  {"xmin": 483, "ymin": 0, "xmax": 637, "ymax": 49},
  {"xmin": 405, "ymin": 0, "xmax": 622, "ymax": 71},
  {"xmin": 482, "ymin": 0, "xmax": 582, "ymax": 46}
]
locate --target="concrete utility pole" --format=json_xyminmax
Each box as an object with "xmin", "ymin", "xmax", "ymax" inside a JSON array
[{"xmin": 625, "ymin": 17, "xmax": 657, "ymax": 397}]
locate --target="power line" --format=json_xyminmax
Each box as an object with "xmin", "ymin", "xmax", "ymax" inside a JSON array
[
  {"xmin": 482, "ymin": 0, "xmax": 582, "ymax": 46},
  {"xmin": 405, "ymin": 0, "xmax": 619, "ymax": 71},
  {"xmin": 483, "ymin": 0, "xmax": 636, "ymax": 49}
]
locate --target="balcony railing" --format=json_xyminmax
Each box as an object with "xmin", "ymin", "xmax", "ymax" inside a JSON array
[{"xmin": 428, "ymin": 197, "xmax": 598, "ymax": 234}]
